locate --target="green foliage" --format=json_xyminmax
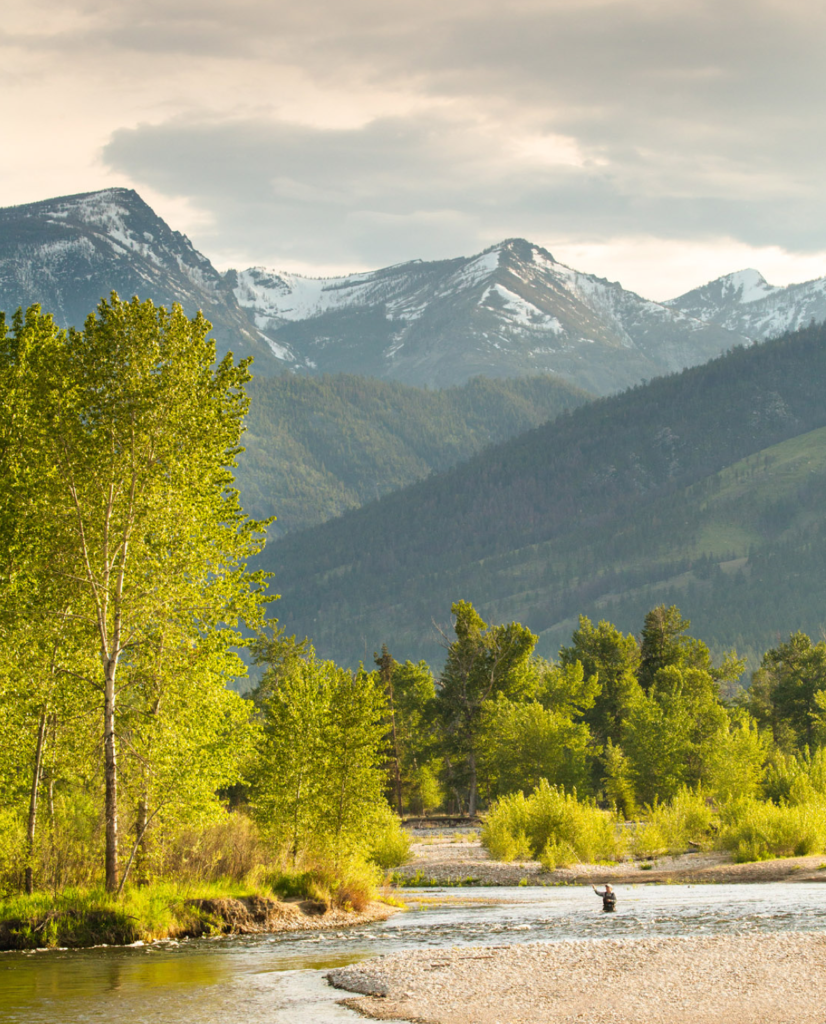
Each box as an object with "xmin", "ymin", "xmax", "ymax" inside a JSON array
[
  {"xmin": 366, "ymin": 804, "xmax": 412, "ymax": 869},
  {"xmin": 435, "ymin": 601, "xmax": 537, "ymax": 813},
  {"xmin": 0, "ymin": 295, "xmax": 270, "ymax": 893},
  {"xmin": 252, "ymin": 643, "xmax": 388, "ymax": 863},
  {"xmin": 718, "ymin": 798, "xmax": 826, "ymax": 862},
  {"xmin": 632, "ymin": 789, "xmax": 717, "ymax": 858},
  {"xmin": 266, "ymin": 858, "xmax": 380, "ymax": 911},
  {"xmin": 704, "ymin": 715, "xmax": 769, "ymax": 801},
  {"xmin": 482, "ymin": 780, "xmax": 622, "ymax": 865},
  {"xmin": 559, "ymin": 617, "xmax": 639, "ymax": 745},
  {"xmin": 478, "ymin": 694, "xmax": 594, "ymax": 799},
  {"xmin": 376, "ymin": 651, "xmax": 437, "ymax": 814},
  {"xmin": 748, "ymin": 632, "xmax": 826, "ymax": 751},
  {"xmin": 601, "ymin": 740, "xmax": 637, "ymax": 819},
  {"xmin": 622, "ymin": 662, "xmax": 729, "ymax": 803}
]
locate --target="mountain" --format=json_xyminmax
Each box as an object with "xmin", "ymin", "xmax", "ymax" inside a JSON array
[
  {"xmin": 0, "ymin": 188, "xmax": 282, "ymax": 371},
  {"xmin": 232, "ymin": 238, "xmax": 750, "ymax": 394},
  {"xmin": 259, "ymin": 321, "xmax": 826, "ymax": 669},
  {"xmin": 667, "ymin": 268, "xmax": 826, "ymax": 340},
  {"xmin": 236, "ymin": 372, "xmax": 589, "ymax": 535}
]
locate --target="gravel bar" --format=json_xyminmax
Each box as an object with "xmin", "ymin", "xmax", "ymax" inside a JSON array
[{"xmin": 328, "ymin": 932, "xmax": 826, "ymax": 1023}]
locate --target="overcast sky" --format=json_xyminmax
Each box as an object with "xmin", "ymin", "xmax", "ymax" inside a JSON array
[{"xmin": 3, "ymin": 0, "xmax": 825, "ymax": 298}]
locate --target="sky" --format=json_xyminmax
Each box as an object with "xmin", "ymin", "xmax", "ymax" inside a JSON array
[{"xmin": 3, "ymin": 0, "xmax": 826, "ymax": 299}]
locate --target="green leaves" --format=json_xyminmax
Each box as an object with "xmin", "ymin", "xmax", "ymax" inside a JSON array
[{"xmin": 0, "ymin": 294, "xmax": 271, "ymax": 891}]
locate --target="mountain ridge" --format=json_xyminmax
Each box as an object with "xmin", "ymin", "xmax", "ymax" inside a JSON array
[
  {"xmin": 0, "ymin": 187, "xmax": 283, "ymax": 371},
  {"xmin": 666, "ymin": 266, "xmax": 826, "ymax": 340},
  {"xmin": 234, "ymin": 237, "xmax": 751, "ymax": 393},
  {"xmin": 259, "ymin": 320, "xmax": 826, "ymax": 668}
]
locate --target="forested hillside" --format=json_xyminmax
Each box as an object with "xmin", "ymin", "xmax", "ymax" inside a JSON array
[
  {"xmin": 262, "ymin": 323, "xmax": 826, "ymax": 666},
  {"xmin": 236, "ymin": 372, "xmax": 589, "ymax": 534}
]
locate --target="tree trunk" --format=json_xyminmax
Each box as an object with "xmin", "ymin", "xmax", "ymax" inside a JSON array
[
  {"xmin": 104, "ymin": 658, "xmax": 119, "ymax": 892},
  {"xmin": 134, "ymin": 798, "xmax": 149, "ymax": 887},
  {"xmin": 467, "ymin": 748, "xmax": 478, "ymax": 818},
  {"xmin": 24, "ymin": 710, "xmax": 48, "ymax": 894},
  {"xmin": 389, "ymin": 696, "xmax": 404, "ymax": 816}
]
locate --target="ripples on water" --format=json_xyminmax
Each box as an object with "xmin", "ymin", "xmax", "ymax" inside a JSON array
[{"xmin": 2, "ymin": 883, "xmax": 825, "ymax": 1024}]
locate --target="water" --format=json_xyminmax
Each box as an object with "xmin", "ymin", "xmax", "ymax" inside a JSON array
[{"xmin": 2, "ymin": 883, "xmax": 825, "ymax": 1023}]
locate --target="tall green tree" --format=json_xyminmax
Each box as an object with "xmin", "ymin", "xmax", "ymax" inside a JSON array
[
  {"xmin": 253, "ymin": 645, "xmax": 387, "ymax": 863},
  {"xmin": 7, "ymin": 296, "xmax": 269, "ymax": 891},
  {"xmin": 748, "ymin": 632, "xmax": 826, "ymax": 751},
  {"xmin": 559, "ymin": 616, "xmax": 639, "ymax": 744},
  {"xmin": 435, "ymin": 601, "xmax": 537, "ymax": 815}
]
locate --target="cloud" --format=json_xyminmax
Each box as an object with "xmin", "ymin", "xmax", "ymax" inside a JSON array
[
  {"xmin": 103, "ymin": 97, "xmax": 826, "ymax": 274},
  {"xmin": 6, "ymin": 0, "xmax": 826, "ymax": 287}
]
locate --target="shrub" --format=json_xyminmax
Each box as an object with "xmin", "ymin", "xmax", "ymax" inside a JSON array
[
  {"xmin": 718, "ymin": 798, "xmax": 826, "ymax": 862},
  {"xmin": 367, "ymin": 804, "xmax": 412, "ymax": 869},
  {"xmin": 266, "ymin": 857, "xmax": 380, "ymax": 911},
  {"xmin": 482, "ymin": 781, "xmax": 622, "ymax": 864},
  {"xmin": 481, "ymin": 792, "xmax": 532, "ymax": 861},
  {"xmin": 632, "ymin": 788, "xmax": 717, "ymax": 858}
]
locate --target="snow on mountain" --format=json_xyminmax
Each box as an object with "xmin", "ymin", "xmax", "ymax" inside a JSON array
[
  {"xmin": 234, "ymin": 239, "xmax": 749, "ymax": 394},
  {"xmin": 10, "ymin": 188, "xmax": 824, "ymax": 395},
  {"xmin": 0, "ymin": 188, "xmax": 285, "ymax": 371},
  {"xmin": 666, "ymin": 269, "xmax": 826, "ymax": 340}
]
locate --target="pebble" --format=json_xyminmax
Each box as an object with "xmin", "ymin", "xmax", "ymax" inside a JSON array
[{"xmin": 329, "ymin": 932, "xmax": 826, "ymax": 1023}]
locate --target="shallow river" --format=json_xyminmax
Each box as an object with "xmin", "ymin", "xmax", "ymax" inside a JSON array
[{"xmin": 3, "ymin": 883, "xmax": 826, "ymax": 1024}]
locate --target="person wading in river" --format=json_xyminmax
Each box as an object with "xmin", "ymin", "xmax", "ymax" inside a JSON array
[{"xmin": 592, "ymin": 884, "xmax": 616, "ymax": 912}]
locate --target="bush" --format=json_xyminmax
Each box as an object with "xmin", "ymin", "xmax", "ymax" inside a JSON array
[
  {"xmin": 482, "ymin": 781, "xmax": 622, "ymax": 864},
  {"xmin": 367, "ymin": 805, "xmax": 412, "ymax": 869},
  {"xmin": 266, "ymin": 857, "xmax": 380, "ymax": 911},
  {"xmin": 632, "ymin": 788, "xmax": 717, "ymax": 858},
  {"xmin": 156, "ymin": 812, "xmax": 267, "ymax": 883},
  {"xmin": 481, "ymin": 792, "xmax": 533, "ymax": 861},
  {"xmin": 718, "ymin": 798, "xmax": 826, "ymax": 862}
]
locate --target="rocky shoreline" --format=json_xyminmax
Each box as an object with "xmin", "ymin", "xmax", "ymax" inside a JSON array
[
  {"xmin": 395, "ymin": 833, "xmax": 826, "ymax": 886},
  {"xmin": 329, "ymin": 932, "xmax": 826, "ymax": 1023}
]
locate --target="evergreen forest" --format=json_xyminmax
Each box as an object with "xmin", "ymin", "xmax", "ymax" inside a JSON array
[{"xmin": 263, "ymin": 321, "xmax": 826, "ymax": 669}]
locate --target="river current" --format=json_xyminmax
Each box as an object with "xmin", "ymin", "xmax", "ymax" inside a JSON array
[{"xmin": 3, "ymin": 883, "xmax": 826, "ymax": 1023}]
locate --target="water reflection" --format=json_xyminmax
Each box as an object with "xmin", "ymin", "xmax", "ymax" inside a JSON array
[{"xmin": 2, "ymin": 883, "xmax": 825, "ymax": 1024}]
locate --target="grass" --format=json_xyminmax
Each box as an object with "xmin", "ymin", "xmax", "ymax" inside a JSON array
[
  {"xmin": 0, "ymin": 880, "xmax": 269, "ymax": 950},
  {"xmin": 0, "ymin": 857, "xmax": 387, "ymax": 949}
]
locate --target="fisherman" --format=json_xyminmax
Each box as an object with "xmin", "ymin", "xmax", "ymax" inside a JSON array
[{"xmin": 592, "ymin": 883, "xmax": 616, "ymax": 912}]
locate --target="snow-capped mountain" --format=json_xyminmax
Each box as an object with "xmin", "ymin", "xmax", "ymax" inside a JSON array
[
  {"xmin": 0, "ymin": 189, "xmax": 281, "ymax": 370},
  {"xmin": 666, "ymin": 269, "xmax": 826, "ymax": 339},
  {"xmin": 7, "ymin": 188, "xmax": 822, "ymax": 395},
  {"xmin": 233, "ymin": 238, "xmax": 750, "ymax": 393}
]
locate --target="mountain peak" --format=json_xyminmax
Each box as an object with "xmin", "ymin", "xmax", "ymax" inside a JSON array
[
  {"xmin": 716, "ymin": 268, "xmax": 773, "ymax": 304},
  {"xmin": 487, "ymin": 237, "xmax": 558, "ymax": 266},
  {"xmin": 0, "ymin": 189, "xmax": 284, "ymax": 372}
]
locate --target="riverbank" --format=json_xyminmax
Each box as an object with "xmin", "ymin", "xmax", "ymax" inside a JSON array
[
  {"xmin": 329, "ymin": 931, "xmax": 826, "ymax": 1023},
  {"xmin": 0, "ymin": 889, "xmax": 398, "ymax": 951},
  {"xmin": 395, "ymin": 832, "xmax": 826, "ymax": 885}
]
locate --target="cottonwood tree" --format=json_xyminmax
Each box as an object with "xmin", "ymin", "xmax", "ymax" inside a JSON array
[
  {"xmin": 435, "ymin": 601, "xmax": 536, "ymax": 816},
  {"xmin": 253, "ymin": 645, "xmax": 387, "ymax": 864},
  {"xmin": 8, "ymin": 296, "xmax": 270, "ymax": 891}
]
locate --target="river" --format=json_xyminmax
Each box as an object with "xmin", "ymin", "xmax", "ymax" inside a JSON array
[{"xmin": 3, "ymin": 883, "xmax": 825, "ymax": 1023}]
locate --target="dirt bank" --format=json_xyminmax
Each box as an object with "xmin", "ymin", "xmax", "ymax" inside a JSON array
[
  {"xmin": 329, "ymin": 932, "xmax": 826, "ymax": 1023},
  {"xmin": 395, "ymin": 834, "xmax": 826, "ymax": 886},
  {"xmin": 0, "ymin": 896, "xmax": 397, "ymax": 951}
]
